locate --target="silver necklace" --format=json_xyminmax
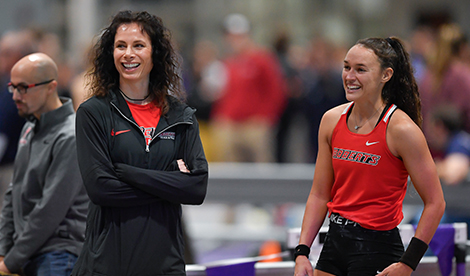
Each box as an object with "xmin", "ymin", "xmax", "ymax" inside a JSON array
[{"xmin": 354, "ymin": 104, "xmax": 384, "ymax": 130}]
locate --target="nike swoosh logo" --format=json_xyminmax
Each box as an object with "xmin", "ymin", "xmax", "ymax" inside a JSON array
[
  {"xmin": 365, "ymin": 140, "xmax": 379, "ymax": 146},
  {"xmin": 112, "ymin": 129, "xmax": 131, "ymax": 136}
]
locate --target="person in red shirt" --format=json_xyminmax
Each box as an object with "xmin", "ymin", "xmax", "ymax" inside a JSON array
[
  {"xmin": 294, "ymin": 37, "xmax": 445, "ymax": 276},
  {"xmin": 210, "ymin": 13, "xmax": 286, "ymax": 162}
]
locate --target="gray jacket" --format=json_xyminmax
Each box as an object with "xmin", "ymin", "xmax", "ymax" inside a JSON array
[{"xmin": 0, "ymin": 98, "xmax": 88, "ymax": 273}]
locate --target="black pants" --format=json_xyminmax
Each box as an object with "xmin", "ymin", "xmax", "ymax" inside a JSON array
[{"xmin": 315, "ymin": 214, "xmax": 404, "ymax": 276}]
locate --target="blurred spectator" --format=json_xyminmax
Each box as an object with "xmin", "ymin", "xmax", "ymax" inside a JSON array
[
  {"xmin": 211, "ymin": 13, "xmax": 286, "ymax": 162},
  {"xmin": 0, "ymin": 30, "xmax": 35, "ymax": 209},
  {"xmin": 426, "ymin": 104, "xmax": 470, "ymax": 236},
  {"xmin": 409, "ymin": 25, "xmax": 436, "ymax": 83},
  {"xmin": 69, "ymin": 70, "xmax": 88, "ymax": 111},
  {"xmin": 300, "ymin": 37, "xmax": 347, "ymax": 162},
  {"xmin": 420, "ymin": 23, "xmax": 470, "ymax": 135},
  {"xmin": 186, "ymin": 40, "xmax": 227, "ymax": 162},
  {"xmin": 427, "ymin": 104, "xmax": 470, "ymax": 185},
  {"xmin": 188, "ymin": 40, "xmax": 226, "ymax": 120},
  {"xmin": 31, "ymin": 28, "xmax": 74, "ymax": 100},
  {"xmin": 69, "ymin": 42, "xmax": 94, "ymax": 111},
  {"xmin": 454, "ymin": 31, "xmax": 470, "ymax": 68},
  {"xmin": 272, "ymin": 31, "xmax": 304, "ymax": 163}
]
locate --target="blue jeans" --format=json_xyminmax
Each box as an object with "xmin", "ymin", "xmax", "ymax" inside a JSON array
[{"xmin": 23, "ymin": 251, "xmax": 77, "ymax": 276}]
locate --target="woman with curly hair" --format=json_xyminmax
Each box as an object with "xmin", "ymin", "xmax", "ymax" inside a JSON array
[
  {"xmin": 71, "ymin": 10, "xmax": 208, "ymax": 276},
  {"xmin": 294, "ymin": 37, "xmax": 445, "ymax": 276}
]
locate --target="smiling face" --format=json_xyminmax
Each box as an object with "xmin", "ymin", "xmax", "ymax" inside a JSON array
[
  {"xmin": 113, "ymin": 22, "xmax": 153, "ymax": 86},
  {"xmin": 342, "ymin": 44, "xmax": 392, "ymax": 102}
]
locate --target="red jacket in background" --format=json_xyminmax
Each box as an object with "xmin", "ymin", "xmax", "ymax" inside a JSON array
[{"xmin": 212, "ymin": 48, "xmax": 286, "ymax": 125}]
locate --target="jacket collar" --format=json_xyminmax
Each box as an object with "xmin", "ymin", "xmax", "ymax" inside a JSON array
[
  {"xmin": 108, "ymin": 89, "xmax": 195, "ymax": 127},
  {"xmin": 28, "ymin": 98, "xmax": 74, "ymax": 132}
]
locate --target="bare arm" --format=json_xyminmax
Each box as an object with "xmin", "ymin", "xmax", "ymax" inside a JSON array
[
  {"xmin": 388, "ymin": 111, "xmax": 445, "ymax": 243},
  {"xmin": 295, "ymin": 106, "xmax": 343, "ymax": 276},
  {"xmin": 378, "ymin": 110, "xmax": 446, "ymax": 276}
]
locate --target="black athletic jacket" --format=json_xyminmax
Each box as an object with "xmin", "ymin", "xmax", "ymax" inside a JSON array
[{"xmin": 71, "ymin": 90, "xmax": 208, "ymax": 276}]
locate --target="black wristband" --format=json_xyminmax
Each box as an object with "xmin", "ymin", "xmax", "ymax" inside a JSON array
[
  {"xmin": 294, "ymin": 244, "xmax": 310, "ymax": 261},
  {"xmin": 399, "ymin": 237, "xmax": 428, "ymax": 270}
]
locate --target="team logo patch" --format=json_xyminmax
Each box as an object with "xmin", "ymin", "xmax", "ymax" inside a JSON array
[
  {"xmin": 332, "ymin": 147, "xmax": 381, "ymax": 166},
  {"xmin": 19, "ymin": 126, "xmax": 33, "ymax": 145},
  {"xmin": 158, "ymin": 132, "xmax": 175, "ymax": 140}
]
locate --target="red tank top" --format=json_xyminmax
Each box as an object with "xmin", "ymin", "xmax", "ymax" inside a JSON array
[{"xmin": 327, "ymin": 102, "xmax": 409, "ymax": 230}]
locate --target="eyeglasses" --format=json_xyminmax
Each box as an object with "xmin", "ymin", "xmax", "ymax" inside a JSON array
[{"xmin": 7, "ymin": 79, "xmax": 55, "ymax": 95}]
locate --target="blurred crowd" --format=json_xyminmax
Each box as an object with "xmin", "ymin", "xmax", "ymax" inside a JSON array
[
  {"xmin": 0, "ymin": 11, "xmax": 470, "ymax": 269},
  {"xmin": 1, "ymin": 14, "xmax": 470, "ymax": 178},
  {"xmin": 183, "ymin": 14, "xmax": 348, "ymax": 164},
  {"xmin": 182, "ymin": 14, "xmax": 470, "ymax": 171}
]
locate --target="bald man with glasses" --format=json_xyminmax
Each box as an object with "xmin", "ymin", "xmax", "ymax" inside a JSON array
[{"xmin": 0, "ymin": 53, "xmax": 88, "ymax": 276}]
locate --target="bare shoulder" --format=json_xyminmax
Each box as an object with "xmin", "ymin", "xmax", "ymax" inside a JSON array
[
  {"xmin": 387, "ymin": 109, "xmax": 421, "ymax": 136},
  {"xmin": 318, "ymin": 103, "xmax": 351, "ymax": 142},
  {"xmin": 387, "ymin": 108, "xmax": 426, "ymax": 157},
  {"xmin": 322, "ymin": 103, "xmax": 351, "ymax": 125}
]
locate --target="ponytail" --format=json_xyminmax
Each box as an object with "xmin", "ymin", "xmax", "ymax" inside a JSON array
[{"xmin": 356, "ymin": 37, "xmax": 422, "ymax": 127}]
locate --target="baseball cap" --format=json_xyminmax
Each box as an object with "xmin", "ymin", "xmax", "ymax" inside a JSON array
[{"xmin": 223, "ymin": 13, "xmax": 250, "ymax": 34}]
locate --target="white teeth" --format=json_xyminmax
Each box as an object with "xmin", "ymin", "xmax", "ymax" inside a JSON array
[
  {"xmin": 123, "ymin": 63, "xmax": 139, "ymax": 68},
  {"xmin": 348, "ymin": 85, "xmax": 360, "ymax": 90}
]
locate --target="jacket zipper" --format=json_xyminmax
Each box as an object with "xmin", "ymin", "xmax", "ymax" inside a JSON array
[{"xmin": 111, "ymin": 102, "xmax": 193, "ymax": 152}]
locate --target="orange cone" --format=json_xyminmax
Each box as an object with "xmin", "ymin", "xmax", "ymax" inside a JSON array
[{"xmin": 259, "ymin": 240, "xmax": 282, "ymax": 262}]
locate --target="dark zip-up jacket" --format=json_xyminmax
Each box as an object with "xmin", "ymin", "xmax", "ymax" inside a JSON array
[{"xmin": 71, "ymin": 90, "xmax": 208, "ymax": 276}]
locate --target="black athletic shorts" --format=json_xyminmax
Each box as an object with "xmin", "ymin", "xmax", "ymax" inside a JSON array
[{"xmin": 315, "ymin": 213, "xmax": 404, "ymax": 276}]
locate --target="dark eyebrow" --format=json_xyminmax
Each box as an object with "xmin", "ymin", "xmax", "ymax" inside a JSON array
[
  {"xmin": 114, "ymin": 40, "xmax": 146, "ymax": 45},
  {"xmin": 114, "ymin": 39, "xmax": 128, "ymax": 45},
  {"xmin": 343, "ymin": 60, "xmax": 368, "ymax": 67}
]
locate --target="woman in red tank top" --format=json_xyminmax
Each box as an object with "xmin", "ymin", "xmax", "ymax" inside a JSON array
[{"xmin": 294, "ymin": 37, "xmax": 445, "ymax": 276}]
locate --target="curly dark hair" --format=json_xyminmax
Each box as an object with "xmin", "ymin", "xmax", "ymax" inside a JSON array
[
  {"xmin": 87, "ymin": 10, "xmax": 184, "ymax": 114},
  {"xmin": 356, "ymin": 37, "xmax": 423, "ymax": 128}
]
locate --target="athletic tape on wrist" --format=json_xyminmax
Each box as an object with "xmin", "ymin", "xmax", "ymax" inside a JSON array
[
  {"xmin": 294, "ymin": 244, "xmax": 310, "ymax": 261},
  {"xmin": 399, "ymin": 237, "xmax": 428, "ymax": 270}
]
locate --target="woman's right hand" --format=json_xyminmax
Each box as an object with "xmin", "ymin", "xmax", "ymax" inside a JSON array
[
  {"xmin": 177, "ymin": 159, "xmax": 190, "ymax": 173},
  {"xmin": 294, "ymin": 255, "xmax": 314, "ymax": 276}
]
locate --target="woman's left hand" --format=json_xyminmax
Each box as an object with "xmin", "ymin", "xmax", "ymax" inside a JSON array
[
  {"xmin": 376, "ymin": 262, "xmax": 412, "ymax": 276},
  {"xmin": 177, "ymin": 159, "xmax": 190, "ymax": 173},
  {"xmin": 0, "ymin": 261, "xmax": 12, "ymax": 274}
]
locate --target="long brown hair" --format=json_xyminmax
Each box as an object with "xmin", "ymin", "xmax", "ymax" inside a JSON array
[
  {"xmin": 356, "ymin": 37, "xmax": 423, "ymax": 127},
  {"xmin": 86, "ymin": 10, "xmax": 185, "ymax": 114}
]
